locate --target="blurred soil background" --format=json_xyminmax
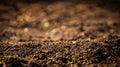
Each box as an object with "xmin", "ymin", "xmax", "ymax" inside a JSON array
[{"xmin": 0, "ymin": 0, "xmax": 120, "ymax": 67}]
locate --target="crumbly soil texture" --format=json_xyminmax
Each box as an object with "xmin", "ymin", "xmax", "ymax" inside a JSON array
[{"xmin": 0, "ymin": 0, "xmax": 120, "ymax": 67}]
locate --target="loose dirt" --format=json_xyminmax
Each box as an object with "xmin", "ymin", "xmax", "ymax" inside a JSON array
[{"xmin": 0, "ymin": 0, "xmax": 120, "ymax": 67}]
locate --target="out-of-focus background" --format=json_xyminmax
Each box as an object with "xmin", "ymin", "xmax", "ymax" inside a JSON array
[{"xmin": 0, "ymin": 0, "xmax": 120, "ymax": 41}]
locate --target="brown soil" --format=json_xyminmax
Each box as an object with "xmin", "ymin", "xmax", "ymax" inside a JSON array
[{"xmin": 0, "ymin": 0, "xmax": 120, "ymax": 67}]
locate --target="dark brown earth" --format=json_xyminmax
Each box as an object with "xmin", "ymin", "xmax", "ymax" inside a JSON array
[{"xmin": 0, "ymin": 0, "xmax": 120, "ymax": 67}]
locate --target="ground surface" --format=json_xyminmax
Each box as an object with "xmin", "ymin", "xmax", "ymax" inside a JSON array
[{"xmin": 0, "ymin": 1, "xmax": 120, "ymax": 67}]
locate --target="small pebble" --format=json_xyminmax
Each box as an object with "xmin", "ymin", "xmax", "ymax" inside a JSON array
[
  {"xmin": 24, "ymin": 28, "xmax": 29, "ymax": 32},
  {"xmin": 72, "ymin": 41, "xmax": 77, "ymax": 44}
]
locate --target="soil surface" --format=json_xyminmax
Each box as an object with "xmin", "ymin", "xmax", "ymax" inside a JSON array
[{"xmin": 0, "ymin": 0, "xmax": 120, "ymax": 67}]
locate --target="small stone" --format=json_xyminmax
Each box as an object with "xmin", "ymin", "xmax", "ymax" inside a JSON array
[
  {"xmin": 24, "ymin": 28, "xmax": 29, "ymax": 32},
  {"xmin": 82, "ymin": 61, "xmax": 86, "ymax": 64},
  {"xmin": 72, "ymin": 41, "xmax": 77, "ymax": 44}
]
